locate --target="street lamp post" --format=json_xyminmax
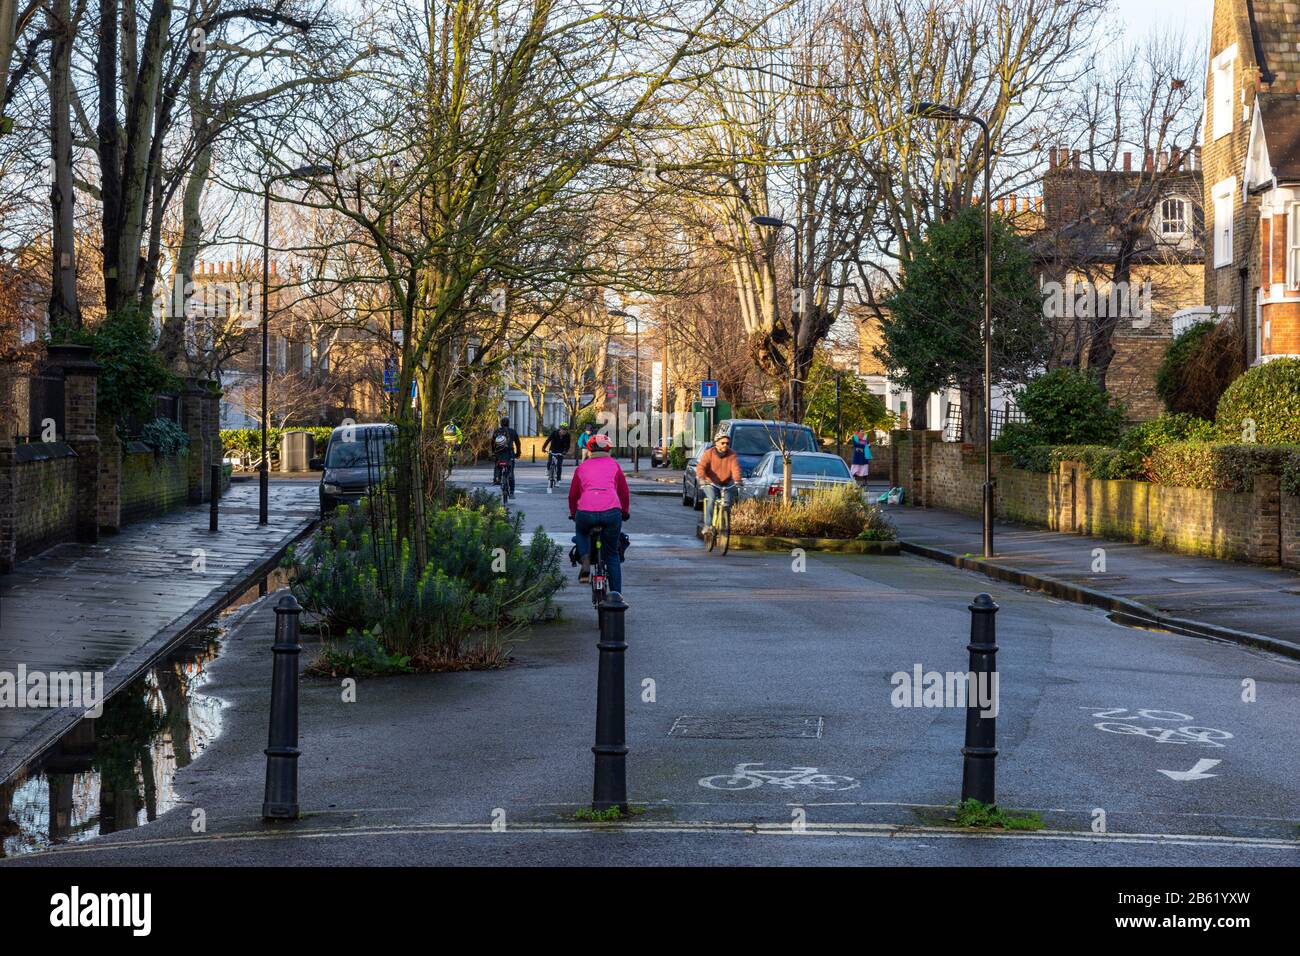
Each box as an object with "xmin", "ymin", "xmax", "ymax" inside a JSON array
[
  {"xmin": 907, "ymin": 102, "xmax": 994, "ymax": 558},
  {"xmin": 749, "ymin": 215, "xmax": 802, "ymax": 421},
  {"xmin": 260, "ymin": 163, "xmax": 334, "ymax": 525}
]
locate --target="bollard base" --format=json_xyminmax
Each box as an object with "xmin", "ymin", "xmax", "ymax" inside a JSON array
[{"xmin": 262, "ymin": 802, "xmax": 299, "ymax": 821}]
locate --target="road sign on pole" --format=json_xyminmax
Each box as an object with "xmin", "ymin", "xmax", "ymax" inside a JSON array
[{"xmin": 700, "ymin": 379, "xmax": 717, "ymax": 408}]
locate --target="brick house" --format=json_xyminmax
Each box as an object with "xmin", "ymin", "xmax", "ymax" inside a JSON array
[
  {"xmin": 1029, "ymin": 148, "xmax": 1206, "ymax": 420},
  {"xmin": 1202, "ymin": 0, "xmax": 1300, "ymax": 364}
]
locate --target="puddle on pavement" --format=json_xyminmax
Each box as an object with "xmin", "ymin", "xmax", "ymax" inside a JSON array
[{"xmin": 0, "ymin": 567, "xmax": 294, "ymax": 858}]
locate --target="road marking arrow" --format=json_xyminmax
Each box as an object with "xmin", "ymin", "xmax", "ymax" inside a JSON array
[{"xmin": 1158, "ymin": 759, "xmax": 1221, "ymax": 782}]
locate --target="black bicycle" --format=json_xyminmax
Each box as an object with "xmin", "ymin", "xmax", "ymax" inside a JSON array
[
  {"xmin": 497, "ymin": 458, "xmax": 516, "ymax": 505},
  {"xmin": 584, "ymin": 524, "xmax": 610, "ymax": 610},
  {"xmin": 546, "ymin": 451, "xmax": 564, "ymax": 491}
]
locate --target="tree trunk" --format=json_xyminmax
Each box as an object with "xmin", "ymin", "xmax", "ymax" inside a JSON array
[
  {"xmin": 46, "ymin": 0, "xmax": 79, "ymax": 331},
  {"xmin": 96, "ymin": 0, "xmax": 122, "ymax": 310}
]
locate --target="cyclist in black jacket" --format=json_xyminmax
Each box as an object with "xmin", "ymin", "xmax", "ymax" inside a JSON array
[
  {"xmin": 490, "ymin": 417, "xmax": 521, "ymax": 491},
  {"xmin": 542, "ymin": 422, "xmax": 572, "ymax": 481}
]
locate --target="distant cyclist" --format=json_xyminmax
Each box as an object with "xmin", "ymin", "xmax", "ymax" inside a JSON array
[
  {"xmin": 695, "ymin": 431, "xmax": 742, "ymax": 540},
  {"xmin": 542, "ymin": 422, "xmax": 572, "ymax": 481},
  {"xmin": 490, "ymin": 416, "xmax": 521, "ymax": 491},
  {"xmin": 568, "ymin": 432, "xmax": 630, "ymax": 592},
  {"xmin": 577, "ymin": 421, "xmax": 598, "ymax": 459}
]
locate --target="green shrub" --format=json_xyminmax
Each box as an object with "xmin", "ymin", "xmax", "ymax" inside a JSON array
[
  {"xmin": 1118, "ymin": 413, "xmax": 1215, "ymax": 457},
  {"xmin": 139, "ymin": 418, "xmax": 191, "ymax": 456},
  {"xmin": 1282, "ymin": 455, "xmax": 1300, "ymax": 498},
  {"xmin": 668, "ymin": 444, "xmax": 687, "ymax": 470},
  {"xmin": 1145, "ymin": 442, "xmax": 1299, "ymax": 491},
  {"xmin": 222, "ymin": 426, "xmax": 338, "ymax": 460},
  {"xmin": 1156, "ymin": 320, "xmax": 1243, "ymax": 418},
  {"xmin": 991, "ymin": 422, "xmax": 1052, "ymax": 472},
  {"xmin": 1050, "ymin": 444, "xmax": 1145, "ymax": 480},
  {"xmin": 1214, "ymin": 358, "xmax": 1300, "ymax": 444},
  {"xmin": 285, "ymin": 496, "xmax": 565, "ymax": 670},
  {"xmin": 1015, "ymin": 369, "xmax": 1127, "ymax": 445},
  {"xmin": 730, "ymin": 483, "xmax": 895, "ymax": 539},
  {"xmin": 63, "ymin": 306, "xmax": 179, "ymax": 425}
]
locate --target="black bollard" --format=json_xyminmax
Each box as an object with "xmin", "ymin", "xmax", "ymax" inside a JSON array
[
  {"xmin": 592, "ymin": 591, "xmax": 629, "ymax": 813},
  {"xmin": 209, "ymin": 463, "xmax": 220, "ymax": 532},
  {"xmin": 262, "ymin": 593, "xmax": 303, "ymax": 820},
  {"xmin": 961, "ymin": 592, "xmax": 999, "ymax": 805}
]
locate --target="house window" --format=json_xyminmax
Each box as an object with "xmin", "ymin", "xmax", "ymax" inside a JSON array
[
  {"xmin": 1212, "ymin": 45, "xmax": 1237, "ymax": 140},
  {"xmin": 1213, "ymin": 177, "xmax": 1236, "ymax": 268},
  {"xmin": 1160, "ymin": 198, "xmax": 1188, "ymax": 237},
  {"xmin": 1288, "ymin": 204, "xmax": 1300, "ymax": 290}
]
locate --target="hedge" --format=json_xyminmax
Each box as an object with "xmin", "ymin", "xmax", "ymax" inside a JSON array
[
  {"xmin": 1214, "ymin": 358, "xmax": 1300, "ymax": 444},
  {"xmin": 995, "ymin": 438, "xmax": 1300, "ymax": 492},
  {"xmin": 1144, "ymin": 442, "xmax": 1300, "ymax": 492},
  {"xmin": 222, "ymin": 427, "xmax": 336, "ymax": 459},
  {"xmin": 1050, "ymin": 444, "xmax": 1145, "ymax": 480}
]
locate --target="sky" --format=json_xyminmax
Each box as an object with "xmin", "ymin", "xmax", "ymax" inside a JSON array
[{"xmin": 1116, "ymin": 0, "xmax": 1213, "ymax": 42}]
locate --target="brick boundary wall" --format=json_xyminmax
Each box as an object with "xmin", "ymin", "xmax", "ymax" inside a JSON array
[
  {"xmin": 121, "ymin": 443, "xmax": 191, "ymax": 524},
  {"xmin": 12, "ymin": 443, "xmax": 78, "ymax": 558},
  {"xmin": 895, "ymin": 430, "xmax": 1300, "ymax": 569}
]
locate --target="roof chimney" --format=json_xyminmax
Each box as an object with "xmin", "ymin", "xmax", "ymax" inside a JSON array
[
  {"xmin": 1123, "ymin": 152, "xmax": 1132, "ymax": 172},
  {"xmin": 1144, "ymin": 149, "xmax": 1154, "ymax": 172}
]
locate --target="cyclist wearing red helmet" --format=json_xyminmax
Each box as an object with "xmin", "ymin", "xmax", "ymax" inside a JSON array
[{"xmin": 567, "ymin": 432, "xmax": 630, "ymax": 592}]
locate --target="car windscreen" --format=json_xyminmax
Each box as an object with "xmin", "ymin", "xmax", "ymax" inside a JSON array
[
  {"xmin": 325, "ymin": 432, "xmax": 392, "ymax": 468},
  {"xmin": 792, "ymin": 457, "xmax": 850, "ymax": 478},
  {"xmin": 728, "ymin": 425, "xmax": 818, "ymax": 456}
]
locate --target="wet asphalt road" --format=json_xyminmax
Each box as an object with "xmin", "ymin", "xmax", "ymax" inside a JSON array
[{"xmin": 4, "ymin": 462, "xmax": 1298, "ymax": 866}]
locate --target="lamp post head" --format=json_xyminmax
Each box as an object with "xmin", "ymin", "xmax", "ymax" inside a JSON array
[
  {"xmin": 750, "ymin": 215, "xmax": 787, "ymax": 229},
  {"xmin": 289, "ymin": 163, "xmax": 335, "ymax": 178},
  {"xmin": 908, "ymin": 101, "xmax": 958, "ymax": 120}
]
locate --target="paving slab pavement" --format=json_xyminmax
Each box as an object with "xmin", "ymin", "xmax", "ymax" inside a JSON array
[
  {"xmin": 874, "ymin": 485, "xmax": 1300, "ymax": 658},
  {"xmin": 0, "ymin": 479, "xmax": 319, "ymax": 785}
]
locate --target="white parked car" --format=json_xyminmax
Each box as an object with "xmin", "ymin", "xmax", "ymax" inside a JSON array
[{"xmin": 737, "ymin": 451, "xmax": 857, "ymax": 501}]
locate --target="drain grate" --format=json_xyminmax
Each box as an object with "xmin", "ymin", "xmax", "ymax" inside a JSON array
[{"xmin": 668, "ymin": 715, "xmax": 824, "ymax": 739}]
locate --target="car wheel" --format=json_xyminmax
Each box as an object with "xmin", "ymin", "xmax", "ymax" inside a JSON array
[
  {"xmin": 681, "ymin": 478, "xmax": 692, "ymax": 506},
  {"xmin": 693, "ymin": 486, "xmax": 703, "ymax": 511}
]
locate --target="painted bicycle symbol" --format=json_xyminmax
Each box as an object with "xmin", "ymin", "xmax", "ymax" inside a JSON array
[
  {"xmin": 699, "ymin": 763, "xmax": 859, "ymax": 791},
  {"xmin": 1082, "ymin": 707, "xmax": 1233, "ymax": 748}
]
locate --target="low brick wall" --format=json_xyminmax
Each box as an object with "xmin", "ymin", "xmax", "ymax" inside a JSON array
[
  {"xmin": 121, "ymin": 444, "xmax": 190, "ymax": 524},
  {"xmin": 893, "ymin": 429, "xmax": 1300, "ymax": 569},
  {"xmin": 13, "ymin": 443, "xmax": 78, "ymax": 558}
]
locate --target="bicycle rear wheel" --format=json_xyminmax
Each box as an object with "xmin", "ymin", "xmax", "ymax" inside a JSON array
[
  {"xmin": 719, "ymin": 505, "xmax": 731, "ymax": 555},
  {"xmin": 707, "ymin": 503, "xmax": 719, "ymax": 552}
]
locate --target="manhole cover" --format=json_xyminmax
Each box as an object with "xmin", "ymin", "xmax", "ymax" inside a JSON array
[{"xmin": 668, "ymin": 715, "xmax": 824, "ymax": 739}]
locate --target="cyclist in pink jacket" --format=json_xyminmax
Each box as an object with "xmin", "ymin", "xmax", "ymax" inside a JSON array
[{"xmin": 567, "ymin": 433, "xmax": 630, "ymax": 591}]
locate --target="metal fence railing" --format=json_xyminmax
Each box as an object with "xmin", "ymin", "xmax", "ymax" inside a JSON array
[
  {"xmin": 20, "ymin": 371, "xmax": 64, "ymax": 442},
  {"xmin": 942, "ymin": 402, "xmax": 1025, "ymax": 443}
]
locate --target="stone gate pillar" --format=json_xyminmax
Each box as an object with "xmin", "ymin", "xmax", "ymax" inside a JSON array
[
  {"xmin": 0, "ymin": 363, "xmax": 19, "ymax": 571},
  {"xmin": 47, "ymin": 344, "xmax": 99, "ymax": 543}
]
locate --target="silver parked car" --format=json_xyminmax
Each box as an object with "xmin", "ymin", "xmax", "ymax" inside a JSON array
[{"xmin": 737, "ymin": 451, "xmax": 857, "ymax": 502}]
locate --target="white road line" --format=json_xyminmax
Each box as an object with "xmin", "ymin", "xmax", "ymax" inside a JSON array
[{"xmin": 14, "ymin": 819, "xmax": 1298, "ymax": 859}]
